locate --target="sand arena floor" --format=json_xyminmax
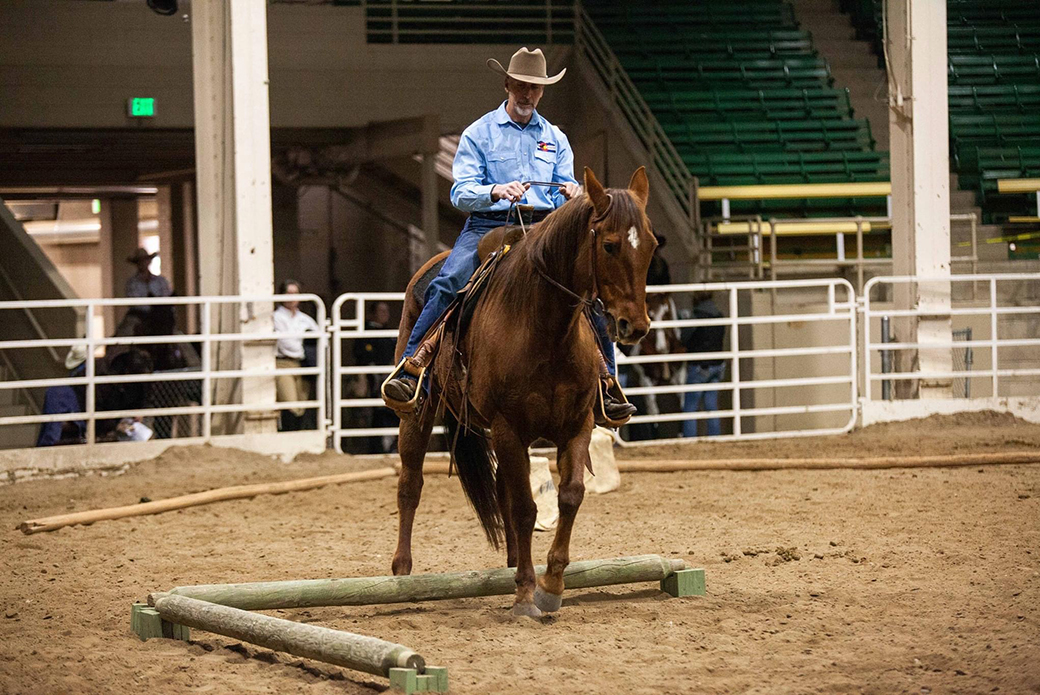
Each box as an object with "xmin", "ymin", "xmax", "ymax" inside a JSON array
[{"xmin": 1, "ymin": 412, "xmax": 1039, "ymax": 694}]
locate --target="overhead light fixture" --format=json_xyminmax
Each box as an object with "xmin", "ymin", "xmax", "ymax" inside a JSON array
[{"xmin": 146, "ymin": 0, "xmax": 178, "ymax": 17}]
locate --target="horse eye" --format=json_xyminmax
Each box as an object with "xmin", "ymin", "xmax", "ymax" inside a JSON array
[{"xmin": 603, "ymin": 241, "xmax": 619, "ymax": 255}]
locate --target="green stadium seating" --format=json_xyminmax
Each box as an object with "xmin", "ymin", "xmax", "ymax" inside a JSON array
[
  {"xmin": 948, "ymin": 54, "xmax": 1040, "ymax": 85},
  {"xmin": 642, "ymin": 87, "xmax": 855, "ymax": 122},
  {"xmin": 665, "ymin": 118, "xmax": 875, "ymax": 153}
]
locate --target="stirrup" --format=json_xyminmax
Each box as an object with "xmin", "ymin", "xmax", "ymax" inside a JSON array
[
  {"xmin": 596, "ymin": 376, "xmax": 633, "ymax": 429},
  {"xmin": 381, "ymin": 359, "xmax": 427, "ymax": 414}
]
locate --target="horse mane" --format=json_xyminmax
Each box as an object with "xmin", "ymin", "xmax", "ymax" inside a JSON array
[{"xmin": 518, "ymin": 188, "xmax": 641, "ymax": 297}]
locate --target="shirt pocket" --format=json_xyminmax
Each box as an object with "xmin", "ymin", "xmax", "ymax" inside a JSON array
[
  {"xmin": 533, "ymin": 148, "xmax": 557, "ymax": 180},
  {"xmin": 487, "ymin": 148, "xmax": 519, "ymax": 185}
]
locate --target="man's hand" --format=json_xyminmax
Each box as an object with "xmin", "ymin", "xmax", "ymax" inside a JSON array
[
  {"xmin": 559, "ymin": 182, "xmax": 583, "ymax": 200},
  {"xmin": 491, "ymin": 181, "xmax": 530, "ymax": 203}
]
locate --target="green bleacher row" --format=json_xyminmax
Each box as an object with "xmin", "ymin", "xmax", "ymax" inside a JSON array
[
  {"xmin": 641, "ymin": 87, "xmax": 855, "ymax": 122},
  {"xmin": 625, "ymin": 57, "xmax": 834, "ymax": 90},
  {"xmin": 949, "ymin": 84, "xmax": 1040, "ymax": 111},
  {"xmin": 948, "ymin": 54, "xmax": 1040, "ymax": 84},
  {"xmin": 663, "ymin": 118, "xmax": 875, "ymax": 154}
]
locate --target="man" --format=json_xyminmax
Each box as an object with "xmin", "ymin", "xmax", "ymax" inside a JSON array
[
  {"xmin": 382, "ymin": 47, "xmax": 636, "ymax": 423},
  {"xmin": 681, "ymin": 292, "xmax": 726, "ymax": 437},
  {"xmin": 273, "ymin": 280, "xmax": 320, "ymax": 431},
  {"xmin": 36, "ymin": 345, "xmax": 88, "ymax": 447},
  {"xmin": 125, "ymin": 248, "xmax": 172, "ymax": 300}
]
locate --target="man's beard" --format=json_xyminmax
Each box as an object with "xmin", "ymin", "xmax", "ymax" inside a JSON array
[{"xmin": 515, "ymin": 104, "xmax": 533, "ymax": 116}]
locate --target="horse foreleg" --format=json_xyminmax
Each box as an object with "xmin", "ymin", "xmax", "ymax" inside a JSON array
[
  {"xmin": 491, "ymin": 419, "xmax": 539, "ymax": 618},
  {"xmin": 535, "ymin": 420, "xmax": 592, "ymax": 614},
  {"xmin": 391, "ymin": 406, "xmax": 436, "ymax": 576}
]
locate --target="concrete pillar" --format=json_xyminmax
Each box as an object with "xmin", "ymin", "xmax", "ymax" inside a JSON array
[
  {"xmin": 192, "ymin": 0, "xmax": 277, "ymax": 433},
  {"xmin": 98, "ymin": 198, "xmax": 140, "ymax": 335},
  {"xmin": 886, "ymin": 0, "xmax": 953, "ymax": 398}
]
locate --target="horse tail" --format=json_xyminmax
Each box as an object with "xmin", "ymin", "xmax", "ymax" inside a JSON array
[{"xmin": 442, "ymin": 410, "xmax": 503, "ymax": 548}]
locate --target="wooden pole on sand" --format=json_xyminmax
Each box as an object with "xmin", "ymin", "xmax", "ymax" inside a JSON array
[
  {"xmin": 150, "ymin": 592, "xmax": 425, "ymax": 678},
  {"xmin": 414, "ymin": 450, "xmax": 1040, "ymax": 476},
  {"xmin": 18, "ymin": 467, "xmax": 396, "ymax": 535},
  {"xmin": 156, "ymin": 555, "xmax": 688, "ymax": 611}
]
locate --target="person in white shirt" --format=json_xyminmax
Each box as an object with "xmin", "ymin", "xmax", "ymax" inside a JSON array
[{"xmin": 273, "ymin": 280, "xmax": 319, "ymax": 429}]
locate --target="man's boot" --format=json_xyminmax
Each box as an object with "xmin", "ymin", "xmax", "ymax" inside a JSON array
[
  {"xmin": 595, "ymin": 352, "xmax": 636, "ymax": 427},
  {"xmin": 382, "ymin": 327, "xmax": 443, "ymax": 411}
]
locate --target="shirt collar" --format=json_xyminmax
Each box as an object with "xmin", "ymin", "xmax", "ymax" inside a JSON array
[{"xmin": 494, "ymin": 101, "xmax": 542, "ymax": 131}]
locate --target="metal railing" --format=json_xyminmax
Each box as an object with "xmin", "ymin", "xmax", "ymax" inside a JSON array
[
  {"xmin": 862, "ymin": 274, "xmax": 1040, "ymax": 401},
  {"xmin": 362, "ymin": 0, "xmax": 574, "ymax": 44},
  {"xmin": 616, "ymin": 279, "xmax": 859, "ymax": 444},
  {"xmin": 0, "ymin": 295, "xmax": 327, "ymax": 448},
  {"xmin": 702, "ymin": 212, "xmax": 981, "ymax": 290},
  {"xmin": 4, "ymin": 274, "xmax": 1037, "ymax": 455},
  {"xmin": 573, "ymin": 5, "xmax": 694, "ymax": 225},
  {"xmin": 330, "ymin": 293, "xmax": 444, "ymax": 454}
]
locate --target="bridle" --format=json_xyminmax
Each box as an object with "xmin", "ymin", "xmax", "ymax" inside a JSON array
[{"xmin": 518, "ymin": 190, "xmax": 612, "ymax": 318}]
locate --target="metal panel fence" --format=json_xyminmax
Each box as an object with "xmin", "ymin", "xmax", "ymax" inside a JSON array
[
  {"xmin": 0, "ymin": 295, "xmax": 326, "ymax": 450},
  {"xmin": 862, "ymin": 274, "xmax": 1040, "ymax": 401},
  {"xmin": 3, "ymin": 274, "xmax": 1037, "ymax": 456},
  {"xmin": 328, "ymin": 279, "xmax": 859, "ymax": 449},
  {"xmin": 616, "ymin": 279, "xmax": 858, "ymax": 445}
]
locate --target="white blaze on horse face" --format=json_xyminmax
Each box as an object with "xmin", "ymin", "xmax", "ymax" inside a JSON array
[{"xmin": 627, "ymin": 225, "xmax": 639, "ymax": 249}]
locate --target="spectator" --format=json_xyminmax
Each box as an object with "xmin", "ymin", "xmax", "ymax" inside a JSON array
[
  {"xmin": 36, "ymin": 345, "xmax": 88, "ymax": 447},
  {"xmin": 680, "ymin": 292, "xmax": 726, "ymax": 437},
  {"xmin": 96, "ymin": 348, "xmax": 154, "ymax": 442},
  {"xmin": 125, "ymin": 248, "xmax": 172, "ymax": 300},
  {"xmin": 117, "ymin": 248, "xmax": 174, "ymax": 340},
  {"xmin": 273, "ymin": 279, "xmax": 320, "ymax": 431},
  {"xmin": 352, "ymin": 301, "xmax": 399, "ymax": 453}
]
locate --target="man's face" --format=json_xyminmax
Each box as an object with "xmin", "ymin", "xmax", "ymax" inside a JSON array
[
  {"xmin": 284, "ymin": 283, "xmax": 300, "ymax": 312},
  {"xmin": 136, "ymin": 259, "xmax": 151, "ymax": 274},
  {"xmin": 505, "ymin": 77, "xmax": 544, "ymax": 119},
  {"xmin": 374, "ymin": 302, "xmax": 391, "ymax": 326}
]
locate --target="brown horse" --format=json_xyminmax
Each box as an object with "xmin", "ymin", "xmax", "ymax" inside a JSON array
[{"xmin": 391, "ymin": 166, "xmax": 657, "ymax": 617}]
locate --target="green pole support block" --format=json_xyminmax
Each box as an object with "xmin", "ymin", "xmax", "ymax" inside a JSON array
[
  {"xmin": 131, "ymin": 603, "xmax": 191, "ymax": 642},
  {"xmin": 424, "ymin": 666, "xmax": 449, "ymax": 692},
  {"xmin": 416, "ymin": 674, "xmax": 437, "ymax": 691},
  {"xmin": 389, "ymin": 667, "xmax": 418, "ymax": 694},
  {"xmin": 660, "ymin": 568, "xmax": 706, "ymax": 597}
]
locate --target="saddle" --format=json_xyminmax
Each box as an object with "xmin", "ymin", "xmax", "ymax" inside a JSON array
[{"xmin": 382, "ymin": 228, "xmax": 522, "ymax": 417}]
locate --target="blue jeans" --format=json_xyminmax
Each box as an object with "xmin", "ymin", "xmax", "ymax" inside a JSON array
[
  {"xmin": 404, "ymin": 215, "xmax": 616, "ymax": 375},
  {"xmin": 682, "ymin": 362, "xmax": 725, "ymax": 437}
]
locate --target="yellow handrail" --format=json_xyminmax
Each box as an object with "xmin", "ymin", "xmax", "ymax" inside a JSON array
[
  {"xmin": 997, "ymin": 178, "xmax": 1040, "ymax": 194},
  {"xmin": 699, "ymin": 182, "xmax": 892, "ymax": 201},
  {"xmin": 716, "ymin": 220, "xmax": 878, "ymax": 235}
]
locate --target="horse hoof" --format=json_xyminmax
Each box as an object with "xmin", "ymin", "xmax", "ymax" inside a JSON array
[
  {"xmin": 511, "ymin": 601, "xmax": 543, "ymax": 619},
  {"xmin": 534, "ymin": 586, "xmax": 563, "ymax": 613}
]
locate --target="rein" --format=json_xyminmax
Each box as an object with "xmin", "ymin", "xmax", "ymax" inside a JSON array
[{"xmin": 525, "ymin": 193, "xmax": 612, "ymax": 317}]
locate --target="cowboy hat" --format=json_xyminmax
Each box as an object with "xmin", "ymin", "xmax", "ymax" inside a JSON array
[
  {"xmin": 65, "ymin": 344, "xmax": 87, "ymax": 371},
  {"xmin": 127, "ymin": 248, "xmax": 158, "ymax": 264},
  {"xmin": 487, "ymin": 47, "xmax": 565, "ymax": 86}
]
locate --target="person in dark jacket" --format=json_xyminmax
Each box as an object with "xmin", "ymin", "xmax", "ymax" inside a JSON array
[{"xmin": 680, "ymin": 292, "xmax": 726, "ymax": 437}]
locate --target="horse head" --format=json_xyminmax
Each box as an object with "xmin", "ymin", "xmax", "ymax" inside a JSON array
[{"xmin": 584, "ymin": 166, "xmax": 656, "ymax": 345}]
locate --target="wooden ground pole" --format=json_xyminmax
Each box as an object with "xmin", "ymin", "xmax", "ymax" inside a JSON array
[{"xmin": 157, "ymin": 555, "xmax": 689, "ymax": 611}]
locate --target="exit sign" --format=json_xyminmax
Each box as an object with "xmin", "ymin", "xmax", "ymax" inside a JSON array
[{"xmin": 127, "ymin": 97, "xmax": 155, "ymax": 118}]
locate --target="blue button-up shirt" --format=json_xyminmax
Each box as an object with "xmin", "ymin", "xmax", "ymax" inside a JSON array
[{"xmin": 450, "ymin": 101, "xmax": 578, "ymax": 213}]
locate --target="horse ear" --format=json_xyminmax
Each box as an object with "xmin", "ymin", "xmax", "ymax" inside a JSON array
[
  {"xmin": 583, "ymin": 167, "xmax": 611, "ymax": 218},
  {"xmin": 628, "ymin": 166, "xmax": 649, "ymax": 208}
]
